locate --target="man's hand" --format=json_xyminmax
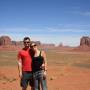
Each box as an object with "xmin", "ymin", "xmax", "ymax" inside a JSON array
[{"xmin": 19, "ymin": 72, "xmax": 22, "ymax": 78}]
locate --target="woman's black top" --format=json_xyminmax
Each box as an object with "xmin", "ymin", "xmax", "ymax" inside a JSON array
[{"xmin": 32, "ymin": 51, "xmax": 44, "ymax": 72}]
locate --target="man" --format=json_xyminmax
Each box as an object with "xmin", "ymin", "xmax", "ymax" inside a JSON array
[{"xmin": 17, "ymin": 37, "xmax": 34, "ymax": 90}]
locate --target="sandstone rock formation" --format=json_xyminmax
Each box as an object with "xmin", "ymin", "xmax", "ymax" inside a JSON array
[
  {"xmin": 73, "ymin": 36, "xmax": 90, "ymax": 51},
  {"xmin": 0, "ymin": 36, "xmax": 12, "ymax": 45},
  {"xmin": 80, "ymin": 36, "xmax": 90, "ymax": 47}
]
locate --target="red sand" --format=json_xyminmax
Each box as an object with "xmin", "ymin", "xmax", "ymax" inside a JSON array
[{"xmin": 0, "ymin": 65, "xmax": 90, "ymax": 90}]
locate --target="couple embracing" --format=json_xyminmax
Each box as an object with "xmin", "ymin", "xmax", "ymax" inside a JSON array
[{"xmin": 17, "ymin": 37, "xmax": 47, "ymax": 90}]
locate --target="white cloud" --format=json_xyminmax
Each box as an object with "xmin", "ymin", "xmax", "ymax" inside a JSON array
[
  {"xmin": 0, "ymin": 28, "xmax": 43, "ymax": 34},
  {"xmin": 72, "ymin": 11, "xmax": 90, "ymax": 16},
  {"xmin": 46, "ymin": 23, "xmax": 90, "ymax": 33},
  {"xmin": 47, "ymin": 28, "xmax": 87, "ymax": 33},
  {"xmin": 80, "ymin": 11, "xmax": 90, "ymax": 16},
  {"xmin": 0, "ymin": 24, "xmax": 90, "ymax": 46},
  {"xmin": 0, "ymin": 23, "xmax": 90, "ymax": 34}
]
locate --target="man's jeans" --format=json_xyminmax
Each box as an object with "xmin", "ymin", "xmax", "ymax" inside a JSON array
[{"xmin": 33, "ymin": 70, "xmax": 47, "ymax": 90}]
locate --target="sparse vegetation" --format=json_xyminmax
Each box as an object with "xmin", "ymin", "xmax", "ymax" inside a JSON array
[
  {"xmin": 0, "ymin": 50, "xmax": 90, "ymax": 69},
  {"xmin": 0, "ymin": 51, "xmax": 17, "ymax": 66}
]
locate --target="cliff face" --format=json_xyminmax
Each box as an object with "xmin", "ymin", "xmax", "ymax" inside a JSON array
[
  {"xmin": 73, "ymin": 36, "xmax": 90, "ymax": 51},
  {"xmin": 0, "ymin": 36, "xmax": 12, "ymax": 45},
  {"xmin": 80, "ymin": 36, "xmax": 90, "ymax": 47}
]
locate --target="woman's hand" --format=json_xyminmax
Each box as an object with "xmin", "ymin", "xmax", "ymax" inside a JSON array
[
  {"xmin": 43, "ymin": 71, "xmax": 47, "ymax": 79},
  {"xmin": 40, "ymin": 63, "xmax": 45, "ymax": 70}
]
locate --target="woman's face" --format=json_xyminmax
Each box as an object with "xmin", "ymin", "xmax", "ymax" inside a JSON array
[{"xmin": 30, "ymin": 43, "xmax": 37, "ymax": 51}]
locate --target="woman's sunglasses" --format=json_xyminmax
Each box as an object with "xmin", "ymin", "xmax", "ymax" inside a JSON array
[{"xmin": 30, "ymin": 44, "xmax": 37, "ymax": 48}]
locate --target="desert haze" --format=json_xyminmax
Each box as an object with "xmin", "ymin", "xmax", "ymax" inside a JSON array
[{"xmin": 0, "ymin": 35, "xmax": 90, "ymax": 90}]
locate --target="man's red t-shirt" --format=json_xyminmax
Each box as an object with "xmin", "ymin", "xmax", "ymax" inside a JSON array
[{"xmin": 18, "ymin": 48, "xmax": 32, "ymax": 72}]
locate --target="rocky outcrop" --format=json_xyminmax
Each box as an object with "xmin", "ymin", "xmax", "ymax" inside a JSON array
[
  {"xmin": 0, "ymin": 36, "xmax": 12, "ymax": 45},
  {"xmin": 80, "ymin": 36, "xmax": 90, "ymax": 47},
  {"xmin": 73, "ymin": 36, "xmax": 90, "ymax": 51},
  {"xmin": 31, "ymin": 41, "xmax": 41, "ymax": 46}
]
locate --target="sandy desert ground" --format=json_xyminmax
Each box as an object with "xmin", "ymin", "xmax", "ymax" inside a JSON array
[{"xmin": 0, "ymin": 50, "xmax": 90, "ymax": 90}]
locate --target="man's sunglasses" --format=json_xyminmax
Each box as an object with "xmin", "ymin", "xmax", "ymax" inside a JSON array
[{"xmin": 24, "ymin": 41, "xmax": 30, "ymax": 44}]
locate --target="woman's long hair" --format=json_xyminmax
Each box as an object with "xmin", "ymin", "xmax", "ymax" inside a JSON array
[{"xmin": 29, "ymin": 48, "xmax": 35, "ymax": 58}]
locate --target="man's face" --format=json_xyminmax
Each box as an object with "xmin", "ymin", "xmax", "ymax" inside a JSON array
[{"xmin": 23, "ymin": 39, "xmax": 30, "ymax": 48}]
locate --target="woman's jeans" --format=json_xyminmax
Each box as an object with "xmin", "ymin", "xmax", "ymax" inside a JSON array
[{"xmin": 33, "ymin": 70, "xmax": 47, "ymax": 90}]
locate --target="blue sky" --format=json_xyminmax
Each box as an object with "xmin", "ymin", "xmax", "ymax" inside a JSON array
[{"xmin": 0, "ymin": 0, "xmax": 90, "ymax": 46}]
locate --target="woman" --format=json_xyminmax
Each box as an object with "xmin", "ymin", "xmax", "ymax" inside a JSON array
[{"xmin": 30, "ymin": 43, "xmax": 47, "ymax": 90}]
